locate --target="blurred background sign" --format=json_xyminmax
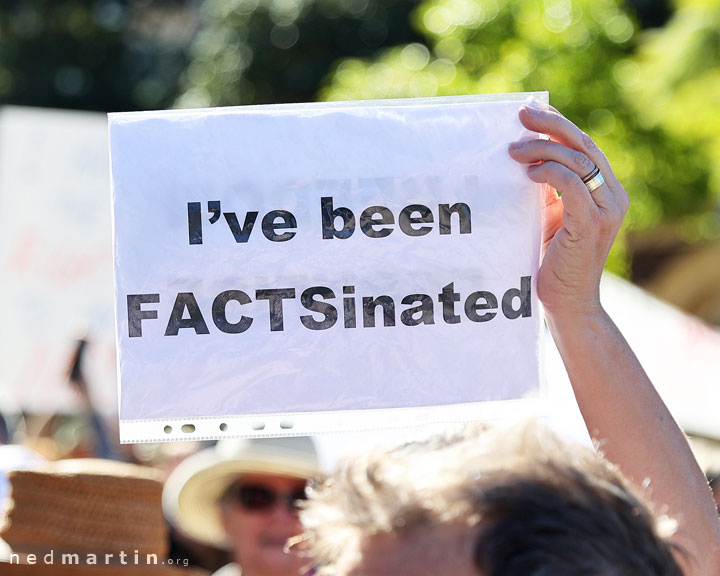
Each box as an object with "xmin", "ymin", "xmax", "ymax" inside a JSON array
[{"xmin": 0, "ymin": 107, "xmax": 117, "ymax": 417}]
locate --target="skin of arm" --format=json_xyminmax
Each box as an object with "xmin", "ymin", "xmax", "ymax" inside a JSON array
[{"xmin": 508, "ymin": 102, "xmax": 720, "ymax": 576}]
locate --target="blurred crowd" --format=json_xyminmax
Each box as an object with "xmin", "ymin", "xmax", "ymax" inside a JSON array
[{"xmin": 1, "ymin": 399, "xmax": 719, "ymax": 575}]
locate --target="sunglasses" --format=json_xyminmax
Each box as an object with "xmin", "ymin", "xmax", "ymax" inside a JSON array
[{"xmin": 223, "ymin": 483, "xmax": 308, "ymax": 513}]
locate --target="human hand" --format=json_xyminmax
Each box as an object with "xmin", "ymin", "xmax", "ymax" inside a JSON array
[{"xmin": 508, "ymin": 102, "xmax": 628, "ymax": 319}]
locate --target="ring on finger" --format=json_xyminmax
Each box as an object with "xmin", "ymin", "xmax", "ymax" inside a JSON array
[{"xmin": 581, "ymin": 165, "xmax": 605, "ymax": 192}]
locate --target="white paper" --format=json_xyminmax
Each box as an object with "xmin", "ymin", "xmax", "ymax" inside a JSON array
[
  {"xmin": 109, "ymin": 94, "xmax": 546, "ymax": 443},
  {"xmin": 0, "ymin": 107, "xmax": 116, "ymax": 416}
]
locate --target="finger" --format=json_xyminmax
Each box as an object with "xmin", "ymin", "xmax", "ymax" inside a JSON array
[
  {"xmin": 543, "ymin": 182, "xmax": 561, "ymax": 209},
  {"xmin": 520, "ymin": 96, "xmax": 559, "ymax": 115},
  {"xmin": 509, "ymin": 139, "xmax": 596, "ymax": 180},
  {"xmin": 515, "ymin": 102, "xmax": 628, "ymax": 221},
  {"xmin": 509, "ymin": 137, "xmax": 617, "ymax": 213},
  {"xmin": 542, "ymin": 191, "xmax": 564, "ymax": 252},
  {"xmin": 527, "ymin": 161, "xmax": 595, "ymax": 237},
  {"xmin": 518, "ymin": 105, "xmax": 617, "ymax": 187}
]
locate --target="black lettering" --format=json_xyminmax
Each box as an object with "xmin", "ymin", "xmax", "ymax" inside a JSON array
[
  {"xmin": 165, "ymin": 293, "xmax": 210, "ymax": 336},
  {"xmin": 256, "ymin": 288, "xmax": 296, "ymax": 331},
  {"xmin": 465, "ymin": 291, "xmax": 498, "ymax": 322},
  {"xmin": 439, "ymin": 203, "xmax": 472, "ymax": 235},
  {"xmin": 321, "ymin": 197, "xmax": 355, "ymax": 239},
  {"xmin": 362, "ymin": 296, "xmax": 395, "ymax": 327},
  {"xmin": 300, "ymin": 287, "xmax": 338, "ymax": 330},
  {"xmin": 398, "ymin": 204, "xmax": 433, "ymax": 236},
  {"xmin": 438, "ymin": 282, "xmax": 461, "ymax": 324},
  {"xmin": 187, "ymin": 202, "xmax": 202, "ymax": 245},
  {"xmin": 212, "ymin": 290, "xmax": 253, "ymax": 333},
  {"xmin": 262, "ymin": 210, "xmax": 297, "ymax": 242},
  {"xmin": 208, "ymin": 200, "xmax": 222, "ymax": 223},
  {"xmin": 360, "ymin": 206, "xmax": 394, "ymax": 238},
  {"xmin": 224, "ymin": 211, "xmax": 259, "ymax": 243},
  {"xmin": 343, "ymin": 286, "xmax": 356, "ymax": 328},
  {"xmin": 502, "ymin": 276, "xmax": 532, "ymax": 319},
  {"xmin": 400, "ymin": 294, "xmax": 435, "ymax": 326},
  {"xmin": 127, "ymin": 294, "xmax": 159, "ymax": 337}
]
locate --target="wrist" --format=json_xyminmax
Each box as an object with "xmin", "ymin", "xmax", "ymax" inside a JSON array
[
  {"xmin": 543, "ymin": 300, "xmax": 608, "ymax": 335},
  {"xmin": 539, "ymin": 290, "xmax": 603, "ymax": 321}
]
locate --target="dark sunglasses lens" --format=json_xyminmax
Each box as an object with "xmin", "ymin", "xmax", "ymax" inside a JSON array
[
  {"xmin": 237, "ymin": 485, "xmax": 275, "ymax": 510},
  {"xmin": 289, "ymin": 489, "xmax": 308, "ymax": 509}
]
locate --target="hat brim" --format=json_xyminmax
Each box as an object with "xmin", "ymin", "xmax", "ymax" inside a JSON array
[{"xmin": 163, "ymin": 447, "xmax": 321, "ymax": 549}]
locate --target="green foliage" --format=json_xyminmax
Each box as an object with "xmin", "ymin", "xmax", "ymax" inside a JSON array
[
  {"xmin": 319, "ymin": 0, "xmax": 718, "ymax": 274},
  {"xmin": 174, "ymin": 0, "xmax": 421, "ymax": 107},
  {"xmin": 627, "ymin": 0, "xmax": 720, "ymax": 212},
  {"xmin": 0, "ymin": 0, "xmax": 193, "ymax": 112},
  {"xmin": 323, "ymin": 0, "xmax": 634, "ymax": 115}
]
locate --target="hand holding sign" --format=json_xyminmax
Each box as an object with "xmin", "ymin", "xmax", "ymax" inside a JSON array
[
  {"xmin": 509, "ymin": 105, "xmax": 720, "ymax": 576},
  {"xmin": 508, "ymin": 101, "xmax": 628, "ymax": 318}
]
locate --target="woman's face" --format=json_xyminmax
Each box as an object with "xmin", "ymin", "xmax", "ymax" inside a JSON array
[{"xmin": 220, "ymin": 473, "xmax": 308, "ymax": 576}]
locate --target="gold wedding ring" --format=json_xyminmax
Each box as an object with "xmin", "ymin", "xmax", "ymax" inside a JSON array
[{"xmin": 582, "ymin": 165, "xmax": 605, "ymax": 193}]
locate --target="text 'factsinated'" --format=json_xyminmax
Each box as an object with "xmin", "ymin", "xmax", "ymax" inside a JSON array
[{"xmin": 126, "ymin": 197, "xmax": 533, "ymax": 338}]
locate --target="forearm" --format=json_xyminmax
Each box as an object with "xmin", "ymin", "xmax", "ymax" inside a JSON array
[
  {"xmin": 511, "ymin": 100, "xmax": 720, "ymax": 573},
  {"xmin": 546, "ymin": 306, "xmax": 720, "ymax": 575}
]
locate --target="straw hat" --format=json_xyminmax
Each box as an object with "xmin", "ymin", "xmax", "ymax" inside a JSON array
[
  {"xmin": 0, "ymin": 458, "xmax": 205, "ymax": 575},
  {"xmin": 163, "ymin": 437, "xmax": 321, "ymax": 549}
]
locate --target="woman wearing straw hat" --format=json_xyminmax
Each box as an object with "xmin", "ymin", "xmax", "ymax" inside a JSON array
[{"xmin": 163, "ymin": 436, "xmax": 321, "ymax": 576}]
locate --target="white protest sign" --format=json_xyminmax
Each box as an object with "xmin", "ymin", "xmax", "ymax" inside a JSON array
[
  {"xmin": 0, "ymin": 107, "xmax": 116, "ymax": 416},
  {"xmin": 110, "ymin": 94, "xmax": 546, "ymax": 443}
]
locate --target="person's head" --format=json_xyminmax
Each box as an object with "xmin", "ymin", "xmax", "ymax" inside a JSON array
[
  {"xmin": 219, "ymin": 472, "xmax": 309, "ymax": 576},
  {"xmin": 163, "ymin": 436, "xmax": 321, "ymax": 576},
  {"xmin": 302, "ymin": 422, "xmax": 683, "ymax": 576}
]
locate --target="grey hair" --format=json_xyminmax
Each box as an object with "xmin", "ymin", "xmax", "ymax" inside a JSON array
[{"xmin": 302, "ymin": 421, "xmax": 683, "ymax": 576}]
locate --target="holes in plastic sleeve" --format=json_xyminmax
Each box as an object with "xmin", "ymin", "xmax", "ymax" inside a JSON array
[{"xmin": 159, "ymin": 419, "xmax": 296, "ymax": 437}]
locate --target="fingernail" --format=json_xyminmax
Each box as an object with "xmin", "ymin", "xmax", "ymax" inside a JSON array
[
  {"xmin": 509, "ymin": 141, "xmax": 523, "ymax": 150},
  {"xmin": 521, "ymin": 105, "xmax": 540, "ymax": 115}
]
